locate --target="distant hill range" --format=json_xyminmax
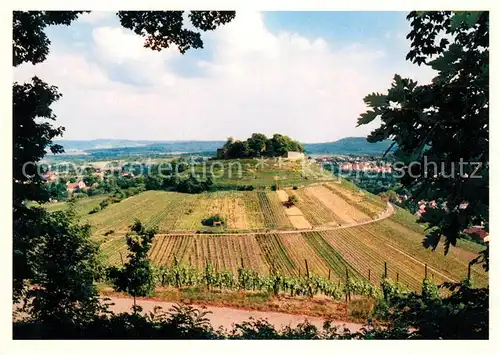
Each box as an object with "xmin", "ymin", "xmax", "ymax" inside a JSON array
[
  {"xmin": 54, "ymin": 139, "xmax": 223, "ymax": 152},
  {"xmin": 54, "ymin": 137, "xmax": 394, "ymax": 157},
  {"xmin": 304, "ymin": 137, "xmax": 395, "ymax": 155}
]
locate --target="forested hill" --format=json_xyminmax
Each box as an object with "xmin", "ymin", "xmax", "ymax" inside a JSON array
[
  {"xmin": 53, "ymin": 137, "xmax": 394, "ymax": 157},
  {"xmin": 304, "ymin": 137, "xmax": 394, "ymax": 155},
  {"xmin": 54, "ymin": 139, "xmax": 225, "ymax": 152}
]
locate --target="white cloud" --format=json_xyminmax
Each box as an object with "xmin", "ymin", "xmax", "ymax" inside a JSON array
[
  {"xmin": 14, "ymin": 52, "xmax": 110, "ymax": 90},
  {"xmin": 78, "ymin": 11, "xmax": 116, "ymax": 24},
  {"xmin": 92, "ymin": 27, "xmax": 179, "ymax": 63},
  {"xmin": 13, "ymin": 11, "xmax": 436, "ymax": 142},
  {"xmin": 91, "ymin": 26, "xmax": 180, "ymax": 86}
]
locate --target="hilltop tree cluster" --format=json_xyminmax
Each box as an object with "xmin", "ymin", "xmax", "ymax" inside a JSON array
[
  {"xmin": 12, "ymin": 10, "xmax": 490, "ymax": 340},
  {"xmin": 218, "ymin": 133, "xmax": 304, "ymax": 159}
]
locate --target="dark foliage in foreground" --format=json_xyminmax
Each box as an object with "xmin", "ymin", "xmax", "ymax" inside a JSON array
[
  {"xmin": 13, "ymin": 10, "xmax": 489, "ymax": 341},
  {"xmin": 358, "ymin": 11, "xmax": 489, "ymax": 263},
  {"xmin": 372, "ymin": 279, "xmax": 489, "ymax": 339},
  {"xmin": 14, "ymin": 279, "xmax": 488, "ymax": 340},
  {"xmin": 13, "ymin": 9, "xmax": 234, "ymax": 303},
  {"xmin": 13, "ymin": 303, "xmax": 364, "ymax": 340}
]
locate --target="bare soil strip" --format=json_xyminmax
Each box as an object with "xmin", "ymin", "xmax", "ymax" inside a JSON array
[
  {"xmin": 151, "ymin": 203, "xmax": 394, "ymax": 237},
  {"xmin": 100, "ymin": 296, "xmax": 365, "ymax": 333},
  {"xmin": 288, "ymin": 215, "xmax": 313, "ymax": 229}
]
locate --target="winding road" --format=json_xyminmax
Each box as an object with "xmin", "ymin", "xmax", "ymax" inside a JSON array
[
  {"xmin": 83, "ymin": 203, "xmax": 390, "ymax": 333},
  {"xmin": 155, "ymin": 202, "xmax": 395, "ymax": 237},
  {"xmin": 152, "ymin": 202, "xmax": 458, "ymax": 283},
  {"xmin": 83, "ymin": 202, "xmax": 452, "ymax": 330}
]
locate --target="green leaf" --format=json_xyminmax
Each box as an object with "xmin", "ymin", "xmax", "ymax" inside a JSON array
[
  {"xmin": 363, "ymin": 92, "xmax": 387, "ymax": 108},
  {"xmin": 450, "ymin": 12, "xmax": 481, "ymax": 31},
  {"xmin": 357, "ymin": 109, "xmax": 379, "ymax": 126},
  {"xmin": 464, "ymin": 12, "xmax": 481, "ymax": 27},
  {"xmin": 429, "ymin": 55, "xmax": 452, "ymax": 72}
]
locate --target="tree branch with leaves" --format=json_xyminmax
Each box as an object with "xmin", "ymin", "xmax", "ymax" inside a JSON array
[
  {"xmin": 12, "ymin": 9, "xmax": 235, "ymax": 309},
  {"xmin": 357, "ymin": 11, "xmax": 489, "ymax": 269},
  {"xmin": 108, "ymin": 220, "xmax": 158, "ymax": 312}
]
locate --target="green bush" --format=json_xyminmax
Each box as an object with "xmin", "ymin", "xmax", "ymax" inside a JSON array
[
  {"xmin": 99, "ymin": 199, "xmax": 110, "ymax": 209},
  {"xmin": 237, "ymin": 185, "xmax": 255, "ymax": 191},
  {"xmin": 88, "ymin": 207, "xmax": 101, "ymax": 214},
  {"xmin": 201, "ymin": 215, "xmax": 226, "ymax": 227}
]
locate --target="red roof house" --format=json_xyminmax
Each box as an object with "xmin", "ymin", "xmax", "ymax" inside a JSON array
[
  {"xmin": 66, "ymin": 180, "xmax": 86, "ymax": 192},
  {"xmin": 463, "ymin": 227, "xmax": 489, "ymax": 242}
]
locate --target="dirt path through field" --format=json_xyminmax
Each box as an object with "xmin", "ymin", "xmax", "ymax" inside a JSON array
[
  {"xmin": 101, "ymin": 296, "xmax": 365, "ymax": 332},
  {"xmin": 153, "ymin": 202, "xmax": 394, "ymax": 237}
]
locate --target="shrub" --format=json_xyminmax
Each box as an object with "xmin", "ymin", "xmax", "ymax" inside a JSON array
[
  {"xmin": 175, "ymin": 175, "xmax": 212, "ymax": 194},
  {"xmin": 88, "ymin": 207, "xmax": 101, "ymax": 214},
  {"xmin": 237, "ymin": 185, "xmax": 255, "ymax": 191},
  {"xmin": 283, "ymin": 195, "xmax": 298, "ymax": 208},
  {"xmin": 110, "ymin": 196, "xmax": 122, "ymax": 204},
  {"xmin": 201, "ymin": 215, "xmax": 226, "ymax": 227}
]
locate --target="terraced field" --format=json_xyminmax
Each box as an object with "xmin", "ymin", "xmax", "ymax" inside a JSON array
[
  {"xmin": 188, "ymin": 158, "xmax": 335, "ymax": 187},
  {"xmin": 83, "ymin": 190, "xmax": 298, "ymax": 236},
  {"xmin": 255, "ymin": 233, "xmax": 297, "ymax": 275},
  {"xmin": 64, "ymin": 183, "xmax": 385, "ymax": 237},
  {"xmin": 257, "ymin": 191, "xmax": 292, "ymax": 229},
  {"xmin": 306, "ymin": 185, "xmax": 371, "ymax": 225},
  {"xmin": 320, "ymin": 228, "xmax": 434, "ymax": 290},
  {"xmin": 45, "ymin": 195, "xmax": 108, "ymax": 215},
  {"xmin": 362, "ymin": 217, "xmax": 488, "ymax": 287},
  {"xmin": 301, "ymin": 231, "xmax": 362, "ymax": 281},
  {"xmin": 324, "ymin": 183, "xmax": 385, "ymax": 219},
  {"xmin": 286, "ymin": 189, "xmax": 339, "ymax": 226},
  {"xmin": 241, "ymin": 191, "xmax": 266, "ymax": 229},
  {"xmin": 277, "ymin": 233, "xmax": 331, "ymax": 277},
  {"xmin": 112, "ymin": 200, "xmax": 486, "ymax": 291},
  {"xmin": 44, "ymin": 176, "xmax": 487, "ymax": 291}
]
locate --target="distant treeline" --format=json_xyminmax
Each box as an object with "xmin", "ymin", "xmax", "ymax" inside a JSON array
[
  {"xmin": 84, "ymin": 142, "xmax": 222, "ymax": 158},
  {"xmin": 48, "ymin": 137, "xmax": 396, "ymax": 162},
  {"xmin": 44, "ymin": 159, "xmax": 214, "ymax": 204},
  {"xmin": 327, "ymin": 167, "xmax": 400, "ymax": 195},
  {"xmin": 304, "ymin": 137, "xmax": 396, "ymax": 156},
  {"xmin": 217, "ymin": 133, "xmax": 304, "ymax": 159}
]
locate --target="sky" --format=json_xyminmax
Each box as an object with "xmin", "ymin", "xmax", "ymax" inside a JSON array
[{"xmin": 13, "ymin": 11, "xmax": 436, "ymax": 143}]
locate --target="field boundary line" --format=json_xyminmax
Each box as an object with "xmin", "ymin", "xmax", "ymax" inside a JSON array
[
  {"xmin": 384, "ymin": 244, "xmax": 459, "ymax": 283},
  {"xmin": 111, "ymin": 203, "xmax": 395, "ymax": 238}
]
